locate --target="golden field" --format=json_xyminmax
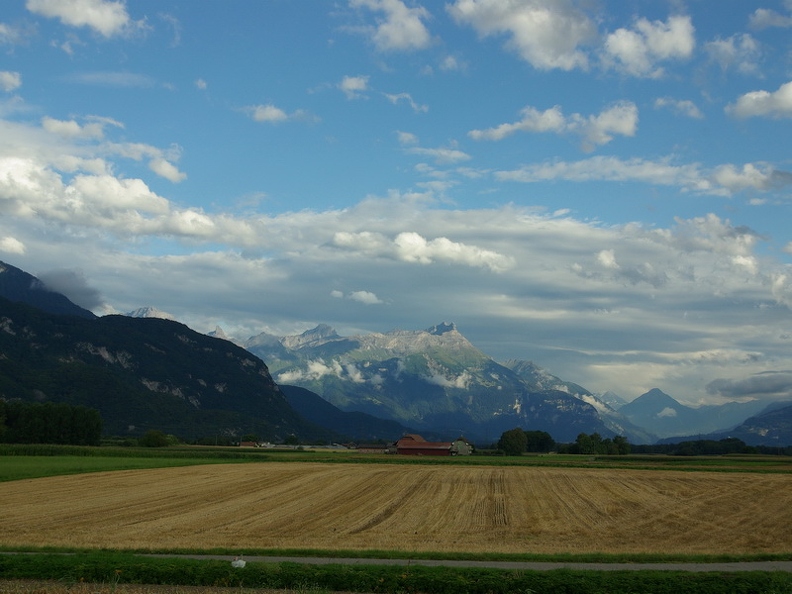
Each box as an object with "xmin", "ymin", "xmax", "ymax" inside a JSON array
[{"xmin": 2, "ymin": 462, "xmax": 791, "ymax": 555}]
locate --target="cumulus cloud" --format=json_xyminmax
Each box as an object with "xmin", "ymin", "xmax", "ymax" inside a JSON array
[
  {"xmin": 332, "ymin": 230, "xmax": 513, "ymax": 272},
  {"xmin": 350, "ymin": 0, "xmax": 432, "ymax": 51},
  {"xmin": 705, "ymin": 34, "xmax": 761, "ymax": 75},
  {"xmin": 332, "ymin": 289, "xmax": 384, "ymax": 305},
  {"xmin": 0, "ymin": 71, "xmax": 21, "ymax": 92},
  {"xmin": 749, "ymin": 8, "xmax": 792, "ymax": 30},
  {"xmin": 339, "ymin": 75, "xmax": 370, "ymax": 99},
  {"xmin": 41, "ymin": 116, "xmax": 105, "ymax": 139},
  {"xmin": 26, "ymin": 0, "xmax": 144, "ymax": 38},
  {"xmin": 149, "ymin": 157, "xmax": 187, "ymax": 183},
  {"xmin": 727, "ymin": 81, "xmax": 792, "ymax": 119},
  {"xmin": 0, "ymin": 236, "xmax": 25, "ymax": 254},
  {"xmin": 469, "ymin": 102, "xmax": 638, "ymax": 151},
  {"xmin": 447, "ymin": 0, "xmax": 596, "ymax": 70},
  {"xmin": 602, "ymin": 15, "xmax": 695, "ymax": 78},
  {"xmin": 654, "ymin": 97, "xmax": 703, "ymax": 119},
  {"xmin": 597, "ymin": 249, "xmax": 619, "ymax": 269},
  {"xmin": 349, "ymin": 290, "xmax": 384, "ymax": 305}
]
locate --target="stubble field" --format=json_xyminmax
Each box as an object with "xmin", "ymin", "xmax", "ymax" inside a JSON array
[{"xmin": 2, "ymin": 461, "xmax": 791, "ymax": 555}]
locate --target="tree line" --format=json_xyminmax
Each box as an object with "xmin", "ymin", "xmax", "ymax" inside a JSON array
[
  {"xmin": 496, "ymin": 428, "xmax": 630, "ymax": 455},
  {"xmin": 496, "ymin": 428, "xmax": 792, "ymax": 456},
  {"xmin": 0, "ymin": 400, "xmax": 102, "ymax": 446}
]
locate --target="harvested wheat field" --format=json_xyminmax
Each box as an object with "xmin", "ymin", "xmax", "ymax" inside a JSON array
[{"xmin": 2, "ymin": 462, "xmax": 791, "ymax": 555}]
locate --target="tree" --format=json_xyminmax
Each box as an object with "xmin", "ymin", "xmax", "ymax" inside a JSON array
[
  {"xmin": 139, "ymin": 429, "xmax": 170, "ymax": 447},
  {"xmin": 524, "ymin": 430, "xmax": 555, "ymax": 453},
  {"xmin": 613, "ymin": 435, "xmax": 631, "ymax": 455},
  {"xmin": 498, "ymin": 428, "xmax": 527, "ymax": 456}
]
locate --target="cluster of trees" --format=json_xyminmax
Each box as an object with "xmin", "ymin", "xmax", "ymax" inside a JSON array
[
  {"xmin": 497, "ymin": 428, "xmax": 556, "ymax": 455},
  {"xmin": 559, "ymin": 432, "xmax": 631, "ymax": 455},
  {"xmin": 0, "ymin": 400, "xmax": 102, "ymax": 445},
  {"xmin": 496, "ymin": 428, "xmax": 630, "ymax": 456}
]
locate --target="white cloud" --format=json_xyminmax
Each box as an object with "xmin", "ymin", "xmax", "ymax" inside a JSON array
[
  {"xmin": 602, "ymin": 15, "xmax": 695, "ymax": 78},
  {"xmin": 26, "ymin": 0, "xmax": 143, "ymax": 38},
  {"xmin": 332, "ymin": 229, "xmax": 513, "ymax": 272},
  {"xmin": 705, "ymin": 34, "xmax": 761, "ymax": 75},
  {"xmin": 447, "ymin": 0, "xmax": 596, "ymax": 71},
  {"xmin": 597, "ymin": 249, "xmax": 619, "ymax": 269},
  {"xmin": 0, "ymin": 236, "xmax": 25, "ymax": 254},
  {"xmin": 349, "ymin": 290, "xmax": 384, "ymax": 305},
  {"xmin": 195, "ymin": 78, "xmax": 207, "ymax": 90},
  {"xmin": 339, "ymin": 75, "xmax": 370, "ymax": 99},
  {"xmin": 440, "ymin": 55, "xmax": 466, "ymax": 72},
  {"xmin": 330, "ymin": 288, "xmax": 384, "ymax": 305},
  {"xmin": 41, "ymin": 116, "xmax": 105, "ymax": 139},
  {"xmin": 350, "ymin": 0, "xmax": 432, "ymax": 52},
  {"xmin": 396, "ymin": 131, "xmax": 418, "ymax": 145},
  {"xmin": 407, "ymin": 145, "xmax": 471, "ymax": 164},
  {"xmin": 383, "ymin": 92, "xmax": 428, "ymax": 113},
  {"xmin": 0, "ymin": 71, "xmax": 21, "ymax": 92},
  {"xmin": 654, "ymin": 97, "xmax": 703, "ymax": 119},
  {"xmin": 248, "ymin": 104, "xmax": 289, "ymax": 123},
  {"xmin": 749, "ymin": 8, "xmax": 792, "ymax": 30},
  {"xmin": 469, "ymin": 102, "xmax": 638, "ymax": 151},
  {"xmin": 148, "ymin": 158, "xmax": 187, "ymax": 183},
  {"xmin": 496, "ymin": 156, "xmax": 792, "ymax": 196},
  {"xmin": 727, "ymin": 81, "xmax": 792, "ymax": 119}
]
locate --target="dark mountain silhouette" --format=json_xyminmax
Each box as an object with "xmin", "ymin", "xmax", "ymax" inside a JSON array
[
  {"xmin": 0, "ymin": 260, "xmax": 96, "ymax": 319},
  {"xmin": 0, "ymin": 294, "xmax": 335, "ymax": 442}
]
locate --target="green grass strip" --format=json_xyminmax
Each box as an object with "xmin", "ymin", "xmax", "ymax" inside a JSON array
[{"xmin": 1, "ymin": 551, "xmax": 792, "ymax": 594}]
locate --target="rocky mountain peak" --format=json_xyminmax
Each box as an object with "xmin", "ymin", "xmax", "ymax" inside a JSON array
[
  {"xmin": 125, "ymin": 306, "xmax": 176, "ymax": 321},
  {"xmin": 428, "ymin": 322, "xmax": 457, "ymax": 336}
]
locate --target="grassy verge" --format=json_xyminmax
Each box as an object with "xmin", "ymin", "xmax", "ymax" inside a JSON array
[
  {"xmin": 3, "ymin": 443, "xmax": 792, "ymax": 480},
  {"xmin": 1, "ymin": 551, "xmax": 792, "ymax": 594},
  {"xmin": 2, "ymin": 545, "xmax": 791, "ymax": 565}
]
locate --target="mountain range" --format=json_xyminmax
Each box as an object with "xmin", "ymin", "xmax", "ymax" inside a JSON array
[{"xmin": 2, "ymin": 259, "xmax": 792, "ymax": 446}]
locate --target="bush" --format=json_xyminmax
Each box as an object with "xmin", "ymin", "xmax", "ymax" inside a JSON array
[{"xmin": 138, "ymin": 430, "xmax": 170, "ymax": 447}]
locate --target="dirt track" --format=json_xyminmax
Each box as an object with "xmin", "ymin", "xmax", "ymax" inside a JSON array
[{"xmin": 2, "ymin": 462, "xmax": 792, "ymax": 555}]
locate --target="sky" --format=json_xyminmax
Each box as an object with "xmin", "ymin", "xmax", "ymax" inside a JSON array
[{"xmin": 1, "ymin": 0, "xmax": 792, "ymax": 406}]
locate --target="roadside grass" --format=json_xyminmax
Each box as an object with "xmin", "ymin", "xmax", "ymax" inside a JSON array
[
  {"xmin": 3, "ymin": 544, "xmax": 792, "ymax": 565},
  {"xmin": 2, "ymin": 551, "xmax": 792, "ymax": 594},
  {"xmin": 3, "ymin": 443, "xmax": 791, "ymax": 483}
]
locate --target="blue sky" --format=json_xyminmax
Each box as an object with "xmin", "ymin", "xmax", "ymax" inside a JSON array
[{"xmin": 1, "ymin": 0, "xmax": 792, "ymax": 405}]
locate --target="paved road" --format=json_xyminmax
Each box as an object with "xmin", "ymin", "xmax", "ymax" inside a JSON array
[{"xmin": 147, "ymin": 554, "xmax": 792, "ymax": 573}]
